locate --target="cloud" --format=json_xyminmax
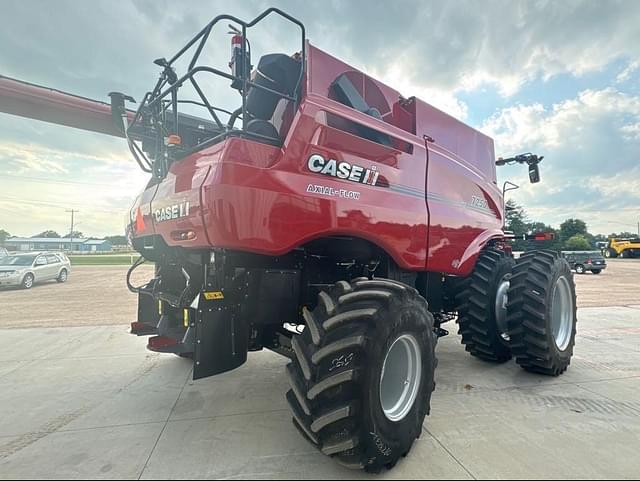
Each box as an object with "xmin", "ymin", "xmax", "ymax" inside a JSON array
[
  {"xmin": 2, "ymin": 0, "xmax": 638, "ymax": 114},
  {"xmin": 0, "ymin": 1, "xmax": 257, "ymax": 101},
  {"xmin": 483, "ymin": 88, "xmax": 640, "ymax": 174},
  {"xmin": 372, "ymin": 61, "xmax": 470, "ymax": 120},
  {"xmin": 620, "ymin": 123, "xmax": 640, "ymax": 141},
  {"xmin": 0, "ymin": 144, "xmax": 69, "ymax": 174},
  {"xmin": 485, "ymin": 87, "xmax": 640, "ymax": 233},
  {"xmin": 616, "ymin": 60, "xmax": 640, "ymax": 84},
  {"xmin": 0, "ymin": 138, "xmax": 133, "ymax": 175},
  {"xmin": 0, "ymin": 115, "xmax": 133, "ymax": 167},
  {"xmin": 273, "ymin": 0, "xmax": 640, "ymax": 98},
  {"xmin": 0, "ymin": 140, "xmax": 149, "ymax": 237}
]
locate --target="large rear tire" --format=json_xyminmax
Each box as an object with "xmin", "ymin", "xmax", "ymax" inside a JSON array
[
  {"xmin": 605, "ymin": 248, "xmax": 617, "ymax": 259},
  {"xmin": 507, "ymin": 250, "xmax": 577, "ymax": 376},
  {"xmin": 286, "ymin": 278, "xmax": 436, "ymax": 472},
  {"xmin": 456, "ymin": 249, "xmax": 514, "ymax": 363}
]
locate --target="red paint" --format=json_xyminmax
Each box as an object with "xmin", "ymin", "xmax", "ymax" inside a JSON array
[
  {"xmin": 0, "ymin": 75, "xmax": 133, "ymax": 137},
  {"xmin": 135, "ymin": 207, "xmax": 146, "ymax": 234},
  {"xmin": 148, "ymin": 336, "xmax": 179, "ymax": 351},
  {"xmin": 130, "ymin": 44, "xmax": 504, "ymax": 276}
]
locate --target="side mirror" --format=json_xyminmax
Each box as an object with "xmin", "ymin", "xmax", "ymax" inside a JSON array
[
  {"xmin": 529, "ymin": 163, "xmax": 540, "ymax": 184},
  {"xmin": 496, "ymin": 153, "xmax": 543, "ymax": 184}
]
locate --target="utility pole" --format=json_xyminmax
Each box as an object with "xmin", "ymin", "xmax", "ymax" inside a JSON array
[{"xmin": 66, "ymin": 209, "xmax": 78, "ymax": 253}]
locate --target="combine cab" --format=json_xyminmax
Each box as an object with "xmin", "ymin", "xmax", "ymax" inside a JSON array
[{"xmin": 0, "ymin": 8, "xmax": 578, "ymax": 472}]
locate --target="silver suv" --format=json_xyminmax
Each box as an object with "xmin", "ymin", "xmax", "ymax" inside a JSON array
[{"xmin": 0, "ymin": 252, "xmax": 71, "ymax": 289}]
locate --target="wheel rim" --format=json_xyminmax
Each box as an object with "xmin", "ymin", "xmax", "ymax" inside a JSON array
[
  {"xmin": 576, "ymin": 266, "xmax": 583, "ymax": 273},
  {"xmin": 495, "ymin": 275, "xmax": 511, "ymax": 341},
  {"xmin": 25, "ymin": 276, "xmax": 33, "ymax": 288},
  {"xmin": 551, "ymin": 276, "xmax": 574, "ymax": 351},
  {"xmin": 380, "ymin": 334, "xmax": 422, "ymax": 423},
  {"xmin": 60, "ymin": 271, "xmax": 67, "ymax": 281}
]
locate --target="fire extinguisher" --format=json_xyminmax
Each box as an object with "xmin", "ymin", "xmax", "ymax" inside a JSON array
[{"xmin": 229, "ymin": 27, "xmax": 251, "ymax": 91}]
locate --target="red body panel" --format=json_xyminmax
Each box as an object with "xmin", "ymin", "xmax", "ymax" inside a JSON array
[{"xmin": 131, "ymin": 44, "xmax": 504, "ymax": 276}]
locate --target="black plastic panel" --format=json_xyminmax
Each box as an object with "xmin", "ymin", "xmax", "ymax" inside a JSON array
[{"xmin": 193, "ymin": 293, "xmax": 249, "ymax": 380}]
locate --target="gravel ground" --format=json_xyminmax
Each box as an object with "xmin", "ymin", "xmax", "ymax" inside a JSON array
[
  {"xmin": 573, "ymin": 258, "xmax": 640, "ymax": 307},
  {"xmin": 0, "ymin": 265, "xmax": 154, "ymax": 329},
  {"xmin": 0, "ymin": 259, "xmax": 637, "ymax": 329}
]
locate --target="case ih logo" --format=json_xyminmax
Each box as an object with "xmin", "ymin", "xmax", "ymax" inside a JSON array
[
  {"xmin": 154, "ymin": 201, "xmax": 190, "ymax": 223},
  {"xmin": 307, "ymin": 154, "xmax": 379, "ymax": 186}
]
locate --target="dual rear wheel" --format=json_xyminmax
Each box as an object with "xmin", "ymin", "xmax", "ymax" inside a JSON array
[
  {"xmin": 457, "ymin": 249, "xmax": 577, "ymax": 376},
  {"xmin": 456, "ymin": 249, "xmax": 514, "ymax": 362},
  {"xmin": 286, "ymin": 249, "xmax": 577, "ymax": 472}
]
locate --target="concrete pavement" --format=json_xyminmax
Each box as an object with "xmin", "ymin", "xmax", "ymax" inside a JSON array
[{"xmin": 1, "ymin": 306, "xmax": 639, "ymax": 479}]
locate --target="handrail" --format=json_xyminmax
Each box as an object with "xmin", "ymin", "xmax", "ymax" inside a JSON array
[
  {"xmin": 126, "ymin": 8, "xmax": 306, "ymax": 178},
  {"xmin": 147, "ymin": 66, "xmax": 297, "ymax": 110}
]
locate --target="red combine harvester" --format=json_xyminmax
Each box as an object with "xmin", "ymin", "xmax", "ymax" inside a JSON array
[{"xmin": 0, "ymin": 8, "xmax": 577, "ymax": 472}]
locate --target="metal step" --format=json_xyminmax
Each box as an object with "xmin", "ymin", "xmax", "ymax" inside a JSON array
[
  {"xmin": 130, "ymin": 321, "xmax": 158, "ymax": 336},
  {"xmin": 147, "ymin": 325, "xmax": 195, "ymax": 355}
]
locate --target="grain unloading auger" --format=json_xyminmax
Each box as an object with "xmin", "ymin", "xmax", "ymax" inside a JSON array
[{"xmin": 0, "ymin": 8, "xmax": 575, "ymax": 472}]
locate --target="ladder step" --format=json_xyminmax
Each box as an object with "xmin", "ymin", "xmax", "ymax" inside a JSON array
[{"xmin": 130, "ymin": 322, "xmax": 158, "ymax": 336}]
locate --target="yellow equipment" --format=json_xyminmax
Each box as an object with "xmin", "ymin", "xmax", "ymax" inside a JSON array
[{"xmin": 604, "ymin": 238, "xmax": 640, "ymax": 258}]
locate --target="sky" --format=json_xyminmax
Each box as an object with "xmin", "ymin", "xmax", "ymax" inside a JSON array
[{"xmin": 0, "ymin": 0, "xmax": 639, "ymax": 238}]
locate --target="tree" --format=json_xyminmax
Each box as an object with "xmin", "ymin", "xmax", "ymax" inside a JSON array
[
  {"xmin": 105, "ymin": 235, "xmax": 128, "ymax": 246},
  {"xmin": 33, "ymin": 231, "xmax": 60, "ymax": 238},
  {"xmin": 610, "ymin": 231, "xmax": 637, "ymax": 239},
  {"xmin": 559, "ymin": 219, "xmax": 588, "ymax": 243},
  {"xmin": 564, "ymin": 234, "xmax": 591, "ymax": 251},
  {"xmin": 505, "ymin": 200, "xmax": 529, "ymax": 235},
  {"xmin": 0, "ymin": 229, "xmax": 10, "ymax": 245},
  {"xmin": 63, "ymin": 231, "xmax": 84, "ymax": 239},
  {"xmin": 505, "ymin": 200, "xmax": 530, "ymax": 251}
]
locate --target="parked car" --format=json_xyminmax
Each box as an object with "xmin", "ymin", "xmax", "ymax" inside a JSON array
[
  {"xmin": 0, "ymin": 247, "xmax": 8, "ymax": 258},
  {"xmin": 0, "ymin": 252, "xmax": 71, "ymax": 289},
  {"xmin": 563, "ymin": 251, "xmax": 607, "ymax": 274}
]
